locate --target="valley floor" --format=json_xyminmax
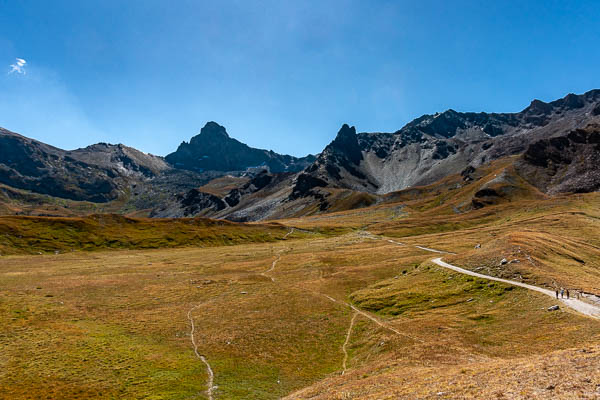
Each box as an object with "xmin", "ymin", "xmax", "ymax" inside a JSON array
[{"xmin": 2, "ymin": 194, "xmax": 600, "ymax": 399}]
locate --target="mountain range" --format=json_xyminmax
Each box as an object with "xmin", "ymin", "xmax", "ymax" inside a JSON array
[{"xmin": 1, "ymin": 89, "xmax": 599, "ymax": 220}]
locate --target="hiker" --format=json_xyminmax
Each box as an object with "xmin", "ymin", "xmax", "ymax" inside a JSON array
[
  {"xmin": 560, "ymin": 288, "xmax": 565, "ymax": 298},
  {"xmin": 555, "ymin": 290, "xmax": 559, "ymax": 299},
  {"xmin": 566, "ymin": 289, "xmax": 570, "ymax": 299}
]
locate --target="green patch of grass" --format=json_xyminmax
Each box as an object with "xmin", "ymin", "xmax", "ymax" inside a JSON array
[{"xmin": 350, "ymin": 268, "xmax": 508, "ymax": 317}]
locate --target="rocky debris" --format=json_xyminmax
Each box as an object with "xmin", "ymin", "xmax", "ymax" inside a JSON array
[
  {"xmin": 461, "ymin": 166, "xmax": 476, "ymax": 181},
  {"xmin": 165, "ymin": 121, "xmax": 315, "ymax": 173},
  {"xmin": 224, "ymin": 171, "xmax": 274, "ymax": 206},
  {"xmin": 290, "ymin": 174, "xmax": 328, "ymax": 200},
  {"xmin": 175, "ymin": 189, "xmax": 226, "ymax": 216}
]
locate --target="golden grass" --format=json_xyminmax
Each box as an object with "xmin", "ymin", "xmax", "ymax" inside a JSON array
[{"xmin": 2, "ymin": 165, "xmax": 600, "ymax": 398}]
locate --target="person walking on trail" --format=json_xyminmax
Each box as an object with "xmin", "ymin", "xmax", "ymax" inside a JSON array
[
  {"xmin": 567, "ymin": 289, "xmax": 570, "ymax": 299},
  {"xmin": 561, "ymin": 288, "xmax": 565, "ymax": 298},
  {"xmin": 556, "ymin": 290, "xmax": 559, "ymax": 299}
]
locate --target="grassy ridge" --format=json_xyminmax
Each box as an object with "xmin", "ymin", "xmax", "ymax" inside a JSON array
[{"xmin": 0, "ymin": 214, "xmax": 297, "ymax": 254}]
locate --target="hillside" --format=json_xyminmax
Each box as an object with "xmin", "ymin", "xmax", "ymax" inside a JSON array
[{"xmin": 2, "ymin": 183, "xmax": 600, "ymax": 399}]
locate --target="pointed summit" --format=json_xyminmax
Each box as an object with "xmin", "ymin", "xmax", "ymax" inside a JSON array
[
  {"xmin": 165, "ymin": 122, "xmax": 315, "ymax": 172},
  {"xmin": 328, "ymin": 124, "xmax": 362, "ymax": 164},
  {"xmin": 190, "ymin": 122, "xmax": 229, "ymax": 145}
]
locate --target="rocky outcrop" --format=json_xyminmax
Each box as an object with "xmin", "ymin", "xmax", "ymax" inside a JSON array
[
  {"xmin": 165, "ymin": 122, "xmax": 315, "ymax": 173},
  {"xmin": 516, "ymin": 125, "xmax": 600, "ymax": 194}
]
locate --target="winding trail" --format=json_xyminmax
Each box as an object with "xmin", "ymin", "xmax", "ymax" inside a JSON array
[
  {"xmin": 322, "ymin": 294, "xmax": 423, "ymax": 342},
  {"xmin": 187, "ymin": 305, "xmax": 215, "ymax": 400},
  {"xmin": 341, "ymin": 312, "xmax": 358, "ymax": 375},
  {"xmin": 431, "ymin": 258, "xmax": 600, "ymax": 319},
  {"xmin": 367, "ymin": 232, "xmax": 600, "ymax": 319},
  {"xmin": 414, "ymin": 245, "xmax": 455, "ymax": 254},
  {"xmin": 387, "ymin": 239, "xmax": 405, "ymax": 245},
  {"xmin": 261, "ymin": 253, "xmax": 282, "ymax": 282},
  {"xmin": 283, "ymin": 228, "xmax": 295, "ymax": 239},
  {"xmin": 369, "ymin": 232, "xmax": 600, "ymax": 319},
  {"xmin": 378, "ymin": 232, "xmax": 600, "ymax": 319},
  {"xmin": 375, "ymin": 230, "xmax": 600, "ymax": 318}
]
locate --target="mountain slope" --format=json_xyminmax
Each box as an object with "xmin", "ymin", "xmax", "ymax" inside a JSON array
[
  {"xmin": 300, "ymin": 90, "xmax": 600, "ymax": 195},
  {"xmin": 0, "ymin": 128, "xmax": 208, "ymax": 204},
  {"xmin": 165, "ymin": 89, "xmax": 600, "ymax": 221},
  {"xmin": 2, "ymin": 89, "xmax": 600, "ymax": 220}
]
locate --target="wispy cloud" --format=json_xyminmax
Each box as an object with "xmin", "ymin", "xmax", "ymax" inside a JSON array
[{"xmin": 8, "ymin": 58, "xmax": 26, "ymax": 74}]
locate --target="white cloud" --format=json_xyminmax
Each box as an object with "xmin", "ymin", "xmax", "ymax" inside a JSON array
[
  {"xmin": 0, "ymin": 66, "xmax": 108, "ymax": 150},
  {"xmin": 8, "ymin": 58, "xmax": 26, "ymax": 74}
]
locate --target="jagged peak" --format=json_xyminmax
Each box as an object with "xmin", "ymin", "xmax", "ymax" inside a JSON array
[
  {"xmin": 336, "ymin": 124, "xmax": 356, "ymax": 138},
  {"xmin": 326, "ymin": 123, "xmax": 362, "ymax": 164}
]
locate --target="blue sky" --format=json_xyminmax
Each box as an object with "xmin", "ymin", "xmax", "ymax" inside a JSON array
[{"xmin": 1, "ymin": 0, "xmax": 599, "ymax": 156}]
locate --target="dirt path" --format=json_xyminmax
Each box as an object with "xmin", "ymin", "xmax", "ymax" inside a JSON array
[
  {"xmin": 414, "ymin": 245, "xmax": 455, "ymax": 254},
  {"xmin": 387, "ymin": 239, "xmax": 405, "ymax": 245},
  {"xmin": 283, "ymin": 228, "xmax": 294, "ymax": 239},
  {"xmin": 379, "ymin": 234, "xmax": 600, "ymax": 319},
  {"xmin": 377, "ymin": 232, "xmax": 600, "ymax": 318},
  {"xmin": 341, "ymin": 312, "xmax": 358, "ymax": 375},
  {"xmin": 187, "ymin": 305, "xmax": 215, "ymax": 400},
  {"xmin": 322, "ymin": 294, "xmax": 422, "ymax": 342},
  {"xmin": 261, "ymin": 251, "xmax": 283, "ymax": 282},
  {"xmin": 431, "ymin": 258, "xmax": 600, "ymax": 319}
]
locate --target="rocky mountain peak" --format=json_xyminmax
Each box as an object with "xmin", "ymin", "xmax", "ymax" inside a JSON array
[
  {"xmin": 329, "ymin": 124, "xmax": 362, "ymax": 164},
  {"xmin": 190, "ymin": 121, "xmax": 230, "ymax": 145},
  {"xmin": 525, "ymin": 99, "xmax": 553, "ymax": 115},
  {"xmin": 559, "ymin": 93, "xmax": 585, "ymax": 109},
  {"xmin": 165, "ymin": 122, "xmax": 315, "ymax": 173}
]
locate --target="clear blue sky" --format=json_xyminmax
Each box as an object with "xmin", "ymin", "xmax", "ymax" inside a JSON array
[{"xmin": 1, "ymin": 0, "xmax": 599, "ymax": 156}]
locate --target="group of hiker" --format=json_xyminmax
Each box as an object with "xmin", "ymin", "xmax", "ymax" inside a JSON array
[{"xmin": 555, "ymin": 288, "xmax": 579, "ymax": 300}]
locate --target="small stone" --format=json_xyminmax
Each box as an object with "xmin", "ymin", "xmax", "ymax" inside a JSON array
[
  {"xmin": 546, "ymin": 384, "xmax": 555, "ymax": 390},
  {"xmin": 500, "ymin": 258, "xmax": 508, "ymax": 265},
  {"xmin": 548, "ymin": 305, "xmax": 560, "ymax": 311}
]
